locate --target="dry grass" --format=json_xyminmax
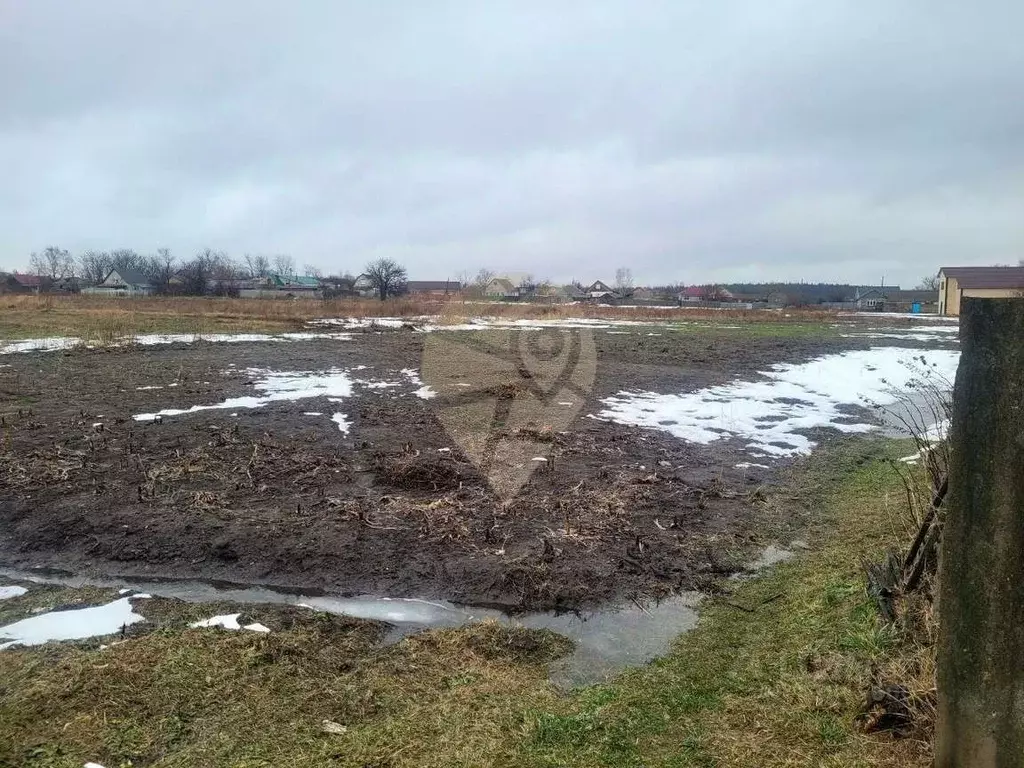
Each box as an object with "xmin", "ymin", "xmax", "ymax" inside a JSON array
[{"xmin": 0, "ymin": 294, "xmax": 849, "ymax": 341}]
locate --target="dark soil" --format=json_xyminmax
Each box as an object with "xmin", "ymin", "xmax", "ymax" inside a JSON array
[{"xmin": 0, "ymin": 327, "xmax": 887, "ymax": 611}]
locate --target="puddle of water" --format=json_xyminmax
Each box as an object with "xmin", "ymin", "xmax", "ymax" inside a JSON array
[
  {"xmin": 523, "ymin": 594, "xmax": 701, "ymax": 687},
  {"xmin": 0, "ymin": 595, "xmax": 149, "ymax": 649},
  {"xmin": 0, "ymin": 569, "xmax": 699, "ymax": 686}
]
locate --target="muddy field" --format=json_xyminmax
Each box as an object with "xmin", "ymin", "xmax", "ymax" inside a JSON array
[{"xmin": 0, "ymin": 324, "xmax": 946, "ymax": 611}]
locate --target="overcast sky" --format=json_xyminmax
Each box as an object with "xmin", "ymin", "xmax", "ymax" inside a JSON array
[{"xmin": 2, "ymin": 1, "xmax": 1022, "ymax": 286}]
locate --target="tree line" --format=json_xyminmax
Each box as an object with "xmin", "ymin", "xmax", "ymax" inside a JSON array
[{"xmin": 12, "ymin": 247, "xmax": 411, "ymax": 300}]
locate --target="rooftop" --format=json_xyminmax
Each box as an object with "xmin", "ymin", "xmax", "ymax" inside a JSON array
[{"xmin": 940, "ymin": 266, "xmax": 1024, "ymax": 289}]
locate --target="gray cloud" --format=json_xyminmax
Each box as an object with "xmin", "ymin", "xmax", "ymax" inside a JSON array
[{"xmin": 2, "ymin": 0, "xmax": 1022, "ymax": 286}]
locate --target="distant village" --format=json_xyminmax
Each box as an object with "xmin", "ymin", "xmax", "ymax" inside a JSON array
[
  {"xmin": 1, "ymin": 266, "xmax": 938, "ymax": 313},
  {"xmin": 5, "ymin": 247, "xmax": 1024, "ymax": 316}
]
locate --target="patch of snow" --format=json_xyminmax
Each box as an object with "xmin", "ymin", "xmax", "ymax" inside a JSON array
[
  {"xmin": 191, "ymin": 613, "xmax": 243, "ymax": 629},
  {"xmin": 0, "ymin": 332, "xmax": 352, "ymax": 356},
  {"xmin": 190, "ymin": 614, "xmax": 270, "ymax": 633},
  {"xmin": 135, "ymin": 385, "xmax": 163, "ymax": 390},
  {"xmin": 331, "ymin": 413, "xmax": 351, "ymax": 433},
  {"xmin": 303, "ymin": 411, "xmax": 323, "ymax": 416},
  {"xmin": 134, "ymin": 368, "xmax": 355, "ymax": 422},
  {"xmin": 357, "ymin": 380, "xmax": 403, "ymax": 389},
  {"xmin": 598, "ymin": 347, "xmax": 960, "ymax": 457},
  {"xmin": 899, "ymin": 418, "xmax": 949, "ymax": 464},
  {"xmin": 84, "ymin": 763, "xmax": 108, "ymax": 768},
  {"xmin": 0, "ymin": 596, "xmax": 149, "ymax": 649},
  {"xmin": 400, "ymin": 368, "xmax": 438, "ymax": 399},
  {"xmin": 0, "ymin": 337, "xmax": 80, "ymax": 354},
  {"xmin": 735, "ymin": 462, "xmax": 770, "ymax": 469},
  {"xmin": 0, "ymin": 585, "xmax": 28, "ymax": 600},
  {"xmin": 531, "ymin": 456, "xmax": 548, "ymax": 462}
]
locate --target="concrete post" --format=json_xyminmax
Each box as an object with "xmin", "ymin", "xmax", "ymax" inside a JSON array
[{"xmin": 936, "ymin": 299, "xmax": 1024, "ymax": 766}]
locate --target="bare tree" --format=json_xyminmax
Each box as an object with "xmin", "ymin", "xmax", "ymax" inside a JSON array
[
  {"xmin": 244, "ymin": 253, "xmax": 270, "ymax": 278},
  {"xmin": 178, "ymin": 248, "xmax": 225, "ymax": 296},
  {"xmin": 273, "ymin": 254, "xmax": 295, "ymax": 278},
  {"xmin": 149, "ymin": 248, "xmax": 176, "ymax": 295},
  {"xmin": 699, "ymin": 284, "xmax": 724, "ymax": 301},
  {"xmin": 303, "ymin": 263, "xmax": 324, "ymax": 279},
  {"xmin": 473, "ymin": 268, "xmax": 495, "ymax": 288},
  {"xmin": 363, "ymin": 258, "xmax": 407, "ymax": 301},
  {"xmin": 614, "ymin": 267, "xmax": 634, "ymax": 292},
  {"xmin": 518, "ymin": 274, "xmax": 538, "ymax": 297},
  {"xmin": 109, "ymin": 249, "xmax": 149, "ymax": 273},
  {"xmin": 917, "ymin": 274, "xmax": 940, "ymax": 291},
  {"xmin": 30, "ymin": 246, "xmax": 76, "ymax": 280},
  {"xmin": 79, "ymin": 250, "xmax": 112, "ymax": 284}
]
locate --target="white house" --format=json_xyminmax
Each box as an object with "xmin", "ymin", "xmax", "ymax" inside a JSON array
[{"xmin": 87, "ymin": 267, "xmax": 154, "ymax": 296}]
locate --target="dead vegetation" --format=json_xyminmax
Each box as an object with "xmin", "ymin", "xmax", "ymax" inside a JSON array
[
  {"xmin": 857, "ymin": 358, "xmax": 953, "ymax": 749},
  {"xmin": 0, "ymin": 293, "xmax": 850, "ymax": 342}
]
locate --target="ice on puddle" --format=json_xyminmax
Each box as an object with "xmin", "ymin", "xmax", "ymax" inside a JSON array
[
  {"xmin": 190, "ymin": 614, "xmax": 270, "ymax": 633},
  {"xmin": 0, "ymin": 596, "xmax": 149, "ymax": 649},
  {"xmin": 599, "ymin": 347, "xmax": 960, "ymax": 457}
]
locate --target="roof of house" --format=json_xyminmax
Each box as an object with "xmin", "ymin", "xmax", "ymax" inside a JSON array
[
  {"xmin": 940, "ymin": 266, "xmax": 1024, "ymax": 289},
  {"xmin": 11, "ymin": 273, "xmax": 42, "ymax": 287},
  {"xmin": 104, "ymin": 267, "xmax": 151, "ymax": 286},
  {"xmin": 486, "ymin": 278, "xmax": 516, "ymax": 292},
  {"xmin": 679, "ymin": 286, "xmax": 704, "ymax": 297},
  {"xmin": 271, "ymin": 273, "xmax": 320, "ymax": 287},
  {"xmin": 406, "ymin": 280, "xmax": 459, "ymax": 292}
]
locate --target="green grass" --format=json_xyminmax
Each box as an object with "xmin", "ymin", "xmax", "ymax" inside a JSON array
[{"xmin": 0, "ymin": 439, "xmax": 930, "ymax": 768}]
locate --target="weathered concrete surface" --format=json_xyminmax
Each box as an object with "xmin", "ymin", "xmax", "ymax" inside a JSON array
[{"xmin": 936, "ymin": 299, "xmax": 1024, "ymax": 767}]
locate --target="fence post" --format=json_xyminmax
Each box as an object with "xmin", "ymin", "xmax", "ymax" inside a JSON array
[{"xmin": 936, "ymin": 298, "xmax": 1024, "ymax": 766}]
